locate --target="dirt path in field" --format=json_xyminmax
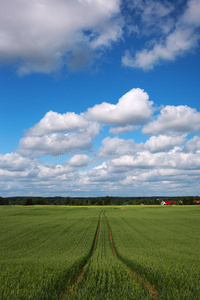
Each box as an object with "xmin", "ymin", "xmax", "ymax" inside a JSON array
[
  {"xmin": 93, "ymin": 217, "xmax": 100, "ymax": 252},
  {"xmin": 105, "ymin": 217, "xmax": 117, "ymax": 256},
  {"xmin": 131, "ymin": 271, "xmax": 157, "ymax": 300},
  {"xmin": 62, "ymin": 214, "xmax": 157, "ymax": 300},
  {"xmin": 61, "ymin": 214, "xmax": 101, "ymax": 299},
  {"xmin": 105, "ymin": 216, "xmax": 157, "ymax": 300}
]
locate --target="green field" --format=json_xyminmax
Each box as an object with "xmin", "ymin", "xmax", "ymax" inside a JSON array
[{"xmin": 0, "ymin": 206, "xmax": 199, "ymax": 299}]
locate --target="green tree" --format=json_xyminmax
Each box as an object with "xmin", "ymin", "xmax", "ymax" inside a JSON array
[
  {"xmin": 0, "ymin": 197, "xmax": 4, "ymax": 205},
  {"xmin": 22, "ymin": 197, "xmax": 33, "ymax": 205}
]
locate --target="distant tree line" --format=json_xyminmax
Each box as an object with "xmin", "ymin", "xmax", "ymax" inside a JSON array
[{"xmin": 0, "ymin": 196, "xmax": 199, "ymax": 206}]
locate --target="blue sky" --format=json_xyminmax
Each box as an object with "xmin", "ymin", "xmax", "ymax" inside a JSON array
[{"xmin": 0, "ymin": 0, "xmax": 200, "ymax": 197}]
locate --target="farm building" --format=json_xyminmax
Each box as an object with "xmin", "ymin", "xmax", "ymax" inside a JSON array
[
  {"xmin": 161, "ymin": 200, "xmax": 176, "ymax": 205},
  {"xmin": 193, "ymin": 200, "xmax": 200, "ymax": 204}
]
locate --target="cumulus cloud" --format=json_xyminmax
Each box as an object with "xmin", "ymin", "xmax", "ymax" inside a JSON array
[
  {"xmin": 68, "ymin": 154, "xmax": 92, "ymax": 167},
  {"xmin": 2, "ymin": 147, "xmax": 200, "ymax": 197},
  {"xmin": 122, "ymin": 0, "xmax": 200, "ymax": 70},
  {"xmin": 120, "ymin": 168, "xmax": 200, "ymax": 187},
  {"xmin": 86, "ymin": 88, "xmax": 153, "ymax": 126},
  {"xmin": 1, "ymin": 0, "xmax": 200, "ymax": 75},
  {"xmin": 85, "ymin": 161, "xmax": 124, "ymax": 183},
  {"xmin": 0, "ymin": 152, "xmax": 35, "ymax": 172},
  {"xmin": 142, "ymin": 105, "xmax": 200, "ymax": 135},
  {"xmin": 0, "ymin": 156, "xmax": 84, "ymax": 195},
  {"xmin": 19, "ymin": 125, "xmax": 100, "ymax": 156},
  {"xmin": 111, "ymin": 152, "xmax": 156, "ymax": 169},
  {"xmin": 19, "ymin": 109, "xmax": 100, "ymax": 156},
  {"xmin": 98, "ymin": 137, "xmax": 143, "ymax": 158},
  {"xmin": 110, "ymin": 151, "xmax": 200, "ymax": 171},
  {"xmin": 19, "ymin": 87, "xmax": 152, "ymax": 157},
  {"xmin": 81, "ymin": 148, "xmax": 200, "ymax": 194},
  {"xmin": 145, "ymin": 135, "xmax": 185, "ymax": 153},
  {"xmin": 20, "ymin": 88, "xmax": 153, "ymax": 157},
  {"xmin": 27, "ymin": 111, "xmax": 90, "ymax": 136},
  {"xmin": 183, "ymin": 136, "xmax": 200, "ymax": 153},
  {"xmin": 0, "ymin": 0, "xmax": 121, "ymax": 74},
  {"xmin": 0, "ymin": 152, "xmax": 39, "ymax": 183},
  {"xmin": 37, "ymin": 163, "xmax": 76, "ymax": 179},
  {"xmin": 2, "ymin": 87, "xmax": 200, "ymax": 196}
]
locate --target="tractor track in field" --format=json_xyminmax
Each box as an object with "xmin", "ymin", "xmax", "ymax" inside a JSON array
[
  {"xmin": 61, "ymin": 213, "xmax": 101, "ymax": 299},
  {"xmin": 105, "ymin": 216, "xmax": 158, "ymax": 300},
  {"xmin": 93, "ymin": 216, "xmax": 100, "ymax": 252},
  {"xmin": 105, "ymin": 217, "xmax": 117, "ymax": 256},
  {"xmin": 62, "ymin": 213, "xmax": 157, "ymax": 300}
]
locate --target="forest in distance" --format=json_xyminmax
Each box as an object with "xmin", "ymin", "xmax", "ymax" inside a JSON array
[{"xmin": 0, "ymin": 195, "xmax": 200, "ymax": 206}]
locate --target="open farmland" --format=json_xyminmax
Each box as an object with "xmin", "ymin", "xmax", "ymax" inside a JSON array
[
  {"xmin": 0, "ymin": 206, "xmax": 200, "ymax": 299},
  {"xmin": 0, "ymin": 206, "xmax": 100, "ymax": 299},
  {"xmin": 106, "ymin": 206, "xmax": 200, "ymax": 299}
]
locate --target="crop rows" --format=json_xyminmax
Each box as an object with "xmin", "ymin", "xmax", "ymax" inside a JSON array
[
  {"xmin": 65, "ymin": 211, "xmax": 152, "ymax": 300},
  {"xmin": 106, "ymin": 206, "xmax": 200, "ymax": 299},
  {"xmin": 0, "ymin": 206, "xmax": 199, "ymax": 299},
  {"xmin": 0, "ymin": 206, "xmax": 100, "ymax": 299}
]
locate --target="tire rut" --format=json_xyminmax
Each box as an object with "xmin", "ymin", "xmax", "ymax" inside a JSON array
[
  {"xmin": 61, "ymin": 212, "xmax": 101, "ymax": 299},
  {"xmin": 105, "ymin": 216, "xmax": 158, "ymax": 300}
]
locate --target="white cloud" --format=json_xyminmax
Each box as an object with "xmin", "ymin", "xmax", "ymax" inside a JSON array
[
  {"xmin": 90, "ymin": 18, "xmax": 123, "ymax": 49},
  {"xmin": 109, "ymin": 125, "xmax": 137, "ymax": 134},
  {"xmin": 145, "ymin": 135, "xmax": 185, "ymax": 153},
  {"xmin": 19, "ymin": 124, "xmax": 99, "ymax": 156},
  {"xmin": 181, "ymin": 0, "xmax": 200, "ymax": 26},
  {"xmin": 0, "ymin": 152, "xmax": 39, "ymax": 183},
  {"xmin": 111, "ymin": 152, "xmax": 156, "ymax": 169},
  {"xmin": 20, "ymin": 88, "xmax": 153, "ymax": 158},
  {"xmin": 98, "ymin": 137, "xmax": 143, "ymax": 158},
  {"xmin": 19, "ymin": 109, "xmax": 100, "ymax": 156},
  {"xmin": 2, "ymin": 87, "xmax": 200, "ymax": 196},
  {"xmin": 86, "ymin": 88, "xmax": 153, "ymax": 126},
  {"xmin": 120, "ymin": 168, "xmax": 200, "ymax": 186},
  {"xmin": 0, "ymin": 152, "xmax": 35, "ymax": 172},
  {"xmin": 0, "ymin": 0, "xmax": 121, "ymax": 74},
  {"xmin": 86, "ymin": 161, "xmax": 124, "ymax": 183},
  {"xmin": 111, "ymin": 151, "xmax": 200, "ymax": 171},
  {"xmin": 27, "ymin": 111, "xmax": 90, "ymax": 136},
  {"xmin": 1, "ymin": 147, "xmax": 200, "ymax": 197},
  {"xmin": 122, "ymin": 28, "xmax": 198, "ymax": 70},
  {"xmin": 68, "ymin": 154, "xmax": 92, "ymax": 167},
  {"xmin": 122, "ymin": 0, "xmax": 200, "ymax": 70},
  {"xmin": 80, "ymin": 149, "xmax": 200, "ymax": 194},
  {"xmin": 37, "ymin": 163, "xmax": 76, "ymax": 179},
  {"xmin": 143, "ymin": 105, "xmax": 200, "ymax": 135},
  {"xmin": 183, "ymin": 136, "xmax": 200, "ymax": 153},
  {"xmin": 1, "ymin": 0, "xmax": 200, "ymax": 75}
]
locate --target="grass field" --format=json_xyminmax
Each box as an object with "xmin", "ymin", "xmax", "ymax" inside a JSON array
[
  {"xmin": 0, "ymin": 205, "xmax": 199, "ymax": 299},
  {"xmin": 0, "ymin": 206, "xmax": 99, "ymax": 299},
  {"xmin": 106, "ymin": 206, "xmax": 200, "ymax": 299}
]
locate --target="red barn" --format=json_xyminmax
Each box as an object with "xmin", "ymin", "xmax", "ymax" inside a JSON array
[
  {"xmin": 193, "ymin": 200, "xmax": 200, "ymax": 204},
  {"xmin": 161, "ymin": 200, "xmax": 176, "ymax": 205}
]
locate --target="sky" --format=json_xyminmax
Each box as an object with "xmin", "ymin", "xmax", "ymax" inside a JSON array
[{"xmin": 0, "ymin": 0, "xmax": 200, "ymax": 197}]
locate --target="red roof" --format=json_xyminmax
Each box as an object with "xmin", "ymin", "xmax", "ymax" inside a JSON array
[
  {"xmin": 194, "ymin": 200, "xmax": 200, "ymax": 203},
  {"xmin": 164, "ymin": 201, "xmax": 176, "ymax": 205}
]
